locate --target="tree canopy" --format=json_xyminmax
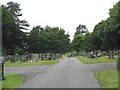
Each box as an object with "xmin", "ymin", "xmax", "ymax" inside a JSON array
[
  {"xmin": 72, "ymin": 1, "xmax": 120, "ymax": 52},
  {"xmin": 28, "ymin": 26, "xmax": 71, "ymax": 54},
  {"xmin": 2, "ymin": 1, "xmax": 120, "ymax": 55},
  {"xmin": 2, "ymin": 2, "xmax": 29, "ymax": 55},
  {"xmin": 75, "ymin": 24, "xmax": 88, "ymax": 36}
]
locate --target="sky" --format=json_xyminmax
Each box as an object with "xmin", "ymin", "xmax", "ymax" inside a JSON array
[{"xmin": 1, "ymin": 0, "xmax": 119, "ymax": 40}]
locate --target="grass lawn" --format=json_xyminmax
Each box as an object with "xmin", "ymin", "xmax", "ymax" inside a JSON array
[
  {"xmin": 4, "ymin": 57, "xmax": 63, "ymax": 67},
  {"xmin": 96, "ymin": 69, "xmax": 119, "ymax": 88},
  {"xmin": 2, "ymin": 74, "xmax": 24, "ymax": 89},
  {"xmin": 76, "ymin": 56, "xmax": 117, "ymax": 64}
]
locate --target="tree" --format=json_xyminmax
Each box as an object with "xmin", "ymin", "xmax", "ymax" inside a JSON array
[
  {"xmin": 72, "ymin": 24, "xmax": 90, "ymax": 52},
  {"xmin": 92, "ymin": 1, "xmax": 120, "ymax": 50},
  {"xmin": 45, "ymin": 27, "xmax": 70, "ymax": 53},
  {"xmin": 2, "ymin": 2, "xmax": 29, "ymax": 55},
  {"xmin": 28, "ymin": 26, "xmax": 71, "ymax": 54},
  {"xmin": 108, "ymin": 1, "xmax": 120, "ymax": 50},
  {"xmin": 83, "ymin": 33, "xmax": 93, "ymax": 52},
  {"xmin": 2, "ymin": 5, "xmax": 19, "ymax": 55},
  {"xmin": 72, "ymin": 35, "xmax": 85, "ymax": 53},
  {"xmin": 7, "ymin": 2, "xmax": 29, "ymax": 30},
  {"xmin": 71, "ymin": 1, "xmax": 120, "ymax": 53},
  {"xmin": 28, "ymin": 26, "xmax": 42, "ymax": 53},
  {"xmin": 75, "ymin": 24, "xmax": 88, "ymax": 36}
]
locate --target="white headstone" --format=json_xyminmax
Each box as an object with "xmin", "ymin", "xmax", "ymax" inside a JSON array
[{"xmin": 32, "ymin": 54, "xmax": 39, "ymax": 61}]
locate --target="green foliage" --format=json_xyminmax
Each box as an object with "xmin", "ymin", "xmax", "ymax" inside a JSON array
[
  {"xmin": 96, "ymin": 69, "xmax": 118, "ymax": 88},
  {"xmin": 91, "ymin": 31, "xmax": 102, "ymax": 50},
  {"xmin": 7, "ymin": 2, "xmax": 29, "ymax": 30},
  {"xmin": 91, "ymin": 1, "xmax": 120, "ymax": 51},
  {"xmin": 72, "ymin": 1, "xmax": 120, "ymax": 52},
  {"xmin": 93, "ymin": 17, "xmax": 120, "ymax": 51},
  {"xmin": 3, "ymin": 0, "xmax": 120, "ymax": 55},
  {"xmin": 2, "ymin": 5, "xmax": 19, "ymax": 55},
  {"xmin": 75, "ymin": 24, "xmax": 88, "ymax": 36},
  {"xmin": 2, "ymin": 1, "xmax": 71, "ymax": 55},
  {"xmin": 2, "ymin": 2, "xmax": 29, "ymax": 55},
  {"xmin": 76, "ymin": 56, "xmax": 117, "ymax": 64},
  {"xmin": 72, "ymin": 32, "xmax": 95, "ymax": 52},
  {"xmin": 78, "ymin": 32, "xmax": 101, "ymax": 51},
  {"xmin": 28, "ymin": 26, "xmax": 71, "ymax": 53},
  {"xmin": 72, "ymin": 35, "xmax": 85, "ymax": 52}
]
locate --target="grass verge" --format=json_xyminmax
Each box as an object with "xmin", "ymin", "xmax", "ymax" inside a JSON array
[
  {"xmin": 2, "ymin": 74, "xmax": 24, "ymax": 88},
  {"xmin": 95, "ymin": 69, "xmax": 119, "ymax": 88},
  {"xmin": 76, "ymin": 56, "xmax": 117, "ymax": 64},
  {"xmin": 5, "ymin": 57, "xmax": 63, "ymax": 67}
]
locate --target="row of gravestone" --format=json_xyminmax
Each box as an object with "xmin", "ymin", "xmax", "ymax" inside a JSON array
[
  {"xmin": 30, "ymin": 53, "xmax": 62, "ymax": 62},
  {"xmin": 40, "ymin": 53, "xmax": 62, "ymax": 60},
  {"xmin": 3, "ymin": 53, "xmax": 62, "ymax": 62},
  {"xmin": 68, "ymin": 50, "xmax": 120, "ymax": 58},
  {"xmin": 3, "ymin": 55, "xmax": 30, "ymax": 62}
]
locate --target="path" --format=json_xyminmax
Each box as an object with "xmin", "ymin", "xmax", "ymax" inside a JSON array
[{"xmin": 5, "ymin": 57, "xmax": 117, "ymax": 88}]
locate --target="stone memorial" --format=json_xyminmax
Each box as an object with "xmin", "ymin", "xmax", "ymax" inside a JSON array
[
  {"xmin": 100, "ymin": 51, "xmax": 106, "ymax": 56},
  {"xmin": 46, "ymin": 53, "xmax": 51, "ymax": 60},
  {"xmin": 19, "ymin": 55, "xmax": 26, "ymax": 62},
  {"xmin": 30, "ymin": 54, "xmax": 39, "ymax": 62},
  {"xmin": 52, "ymin": 54, "xmax": 56, "ymax": 60},
  {"xmin": 56, "ymin": 53, "xmax": 61, "ymax": 58},
  {"xmin": 41, "ymin": 53, "xmax": 46, "ymax": 60}
]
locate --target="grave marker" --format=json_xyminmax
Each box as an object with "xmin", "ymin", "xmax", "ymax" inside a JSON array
[{"xmin": 31, "ymin": 54, "xmax": 39, "ymax": 62}]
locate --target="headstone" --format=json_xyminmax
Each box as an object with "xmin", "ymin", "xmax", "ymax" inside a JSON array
[
  {"xmin": 31, "ymin": 54, "xmax": 39, "ymax": 62},
  {"xmin": 46, "ymin": 53, "xmax": 51, "ymax": 60},
  {"xmin": 7, "ymin": 55, "xmax": 11, "ymax": 62},
  {"xmin": 41, "ymin": 54, "xmax": 46, "ymax": 60},
  {"xmin": 56, "ymin": 53, "xmax": 58, "ymax": 58},
  {"xmin": 38, "ymin": 54, "xmax": 41, "ymax": 60},
  {"xmin": 82, "ymin": 52, "xmax": 86, "ymax": 57},
  {"xmin": 87, "ymin": 51, "xmax": 96, "ymax": 59},
  {"xmin": 19, "ymin": 55, "xmax": 26, "ymax": 62},
  {"xmin": 52, "ymin": 54, "xmax": 56, "ymax": 60},
  {"xmin": 101, "ymin": 51, "xmax": 107, "ymax": 56}
]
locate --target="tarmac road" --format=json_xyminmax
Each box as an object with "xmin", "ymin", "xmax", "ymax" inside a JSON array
[{"xmin": 5, "ymin": 57, "xmax": 116, "ymax": 88}]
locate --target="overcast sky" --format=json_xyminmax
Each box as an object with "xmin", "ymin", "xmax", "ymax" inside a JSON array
[{"xmin": 1, "ymin": 0, "xmax": 119, "ymax": 40}]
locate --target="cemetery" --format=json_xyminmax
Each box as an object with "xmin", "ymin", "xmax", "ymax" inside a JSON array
[
  {"xmin": 1, "ymin": 0, "xmax": 120, "ymax": 89},
  {"xmin": 67, "ymin": 50, "xmax": 119, "ymax": 65}
]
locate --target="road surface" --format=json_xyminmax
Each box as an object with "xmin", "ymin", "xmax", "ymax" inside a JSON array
[{"xmin": 5, "ymin": 57, "xmax": 116, "ymax": 88}]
